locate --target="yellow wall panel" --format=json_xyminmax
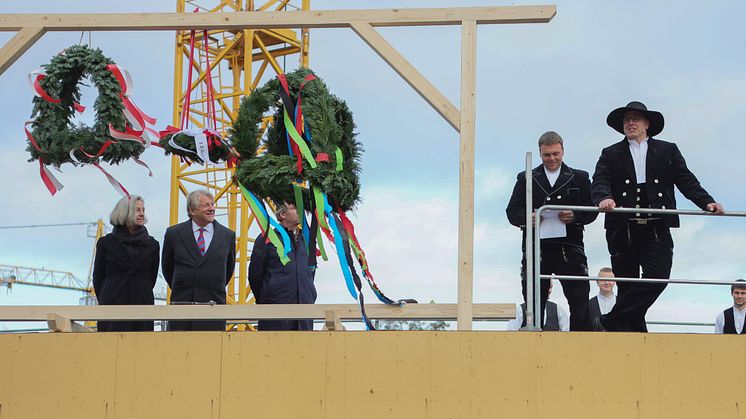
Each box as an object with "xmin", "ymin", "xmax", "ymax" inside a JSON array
[{"xmin": 1, "ymin": 331, "xmax": 745, "ymax": 419}]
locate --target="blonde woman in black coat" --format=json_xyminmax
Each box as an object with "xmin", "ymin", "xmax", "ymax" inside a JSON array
[{"xmin": 93, "ymin": 195, "xmax": 160, "ymax": 332}]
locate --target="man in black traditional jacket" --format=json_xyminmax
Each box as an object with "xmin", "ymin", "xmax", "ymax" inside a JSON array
[
  {"xmin": 506, "ymin": 131, "xmax": 598, "ymax": 331},
  {"xmin": 249, "ymin": 203, "xmax": 318, "ymax": 331},
  {"xmin": 591, "ymin": 101, "xmax": 724, "ymax": 332}
]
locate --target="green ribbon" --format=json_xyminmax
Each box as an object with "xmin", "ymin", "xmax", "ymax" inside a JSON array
[
  {"xmin": 283, "ymin": 109, "xmax": 317, "ymax": 168},
  {"xmin": 316, "ymin": 224, "xmax": 328, "ymax": 261},
  {"xmin": 312, "ymin": 187, "xmax": 330, "ymax": 231},
  {"xmin": 238, "ymin": 182, "xmax": 290, "ymax": 265},
  {"xmin": 335, "ymin": 147, "xmax": 344, "ymax": 172}
]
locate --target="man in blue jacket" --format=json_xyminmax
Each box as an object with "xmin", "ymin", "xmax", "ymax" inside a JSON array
[{"xmin": 249, "ymin": 203, "xmax": 318, "ymax": 331}]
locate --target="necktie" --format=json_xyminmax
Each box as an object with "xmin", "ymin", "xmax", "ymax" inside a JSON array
[{"xmin": 197, "ymin": 228, "xmax": 206, "ymax": 255}]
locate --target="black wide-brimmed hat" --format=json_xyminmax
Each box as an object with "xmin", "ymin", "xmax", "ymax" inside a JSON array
[{"xmin": 606, "ymin": 101, "xmax": 664, "ymax": 137}]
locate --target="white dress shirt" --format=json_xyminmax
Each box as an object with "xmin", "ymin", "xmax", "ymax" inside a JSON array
[
  {"xmin": 544, "ymin": 166, "xmax": 561, "ymax": 187},
  {"xmin": 714, "ymin": 305, "xmax": 746, "ymax": 334},
  {"xmin": 596, "ymin": 293, "xmax": 616, "ymax": 315},
  {"xmin": 507, "ymin": 302, "xmax": 569, "ymax": 331},
  {"xmin": 628, "ymin": 138, "xmax": 649, "ymax": 184},
  {"xmin": 192, "ymin": 220, "xmax": 214, "ymax": 253}
]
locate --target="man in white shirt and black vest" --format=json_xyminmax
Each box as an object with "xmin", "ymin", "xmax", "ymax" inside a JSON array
[
  {"xmin": 714, "ymin": 279, "xmax": 746, "ymax": 334},
  {"xmin": 508, "ymin": 281, "xmax": 569, "ymax": 331},
  {"xmin": 591, "ymin": 101, "xmax": 725, "ymax": 332},
  {"xmin": 589, "ymin": 267, "xmax": 616, "ymax": 328},
  {"xmin": 506, "ymin": 131, "xmax": 598, "ymax": 331}
]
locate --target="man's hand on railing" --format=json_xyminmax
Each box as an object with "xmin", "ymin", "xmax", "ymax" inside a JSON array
[
  {"xmin": 598, "ymin": 198, "xmax": 616, "ymax": 211},
  {"xmin": 706, "ymin": 202, "xmax": 725, "ymax": 215}
]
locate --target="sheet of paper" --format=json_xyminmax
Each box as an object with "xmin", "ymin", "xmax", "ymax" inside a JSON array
[{"xmin": 540, "ymin": 210, "xmax": 567, "ymax": 239}]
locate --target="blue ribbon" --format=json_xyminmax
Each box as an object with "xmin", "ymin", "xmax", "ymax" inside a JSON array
[{"xmin": 323, "ymin": 192, "xmax": 357, "ymax": 299}]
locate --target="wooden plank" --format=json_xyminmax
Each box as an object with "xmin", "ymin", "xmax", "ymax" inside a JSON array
[
  {"xmin": 0, "ymin": 6, "xmax": 556, "ymax": 31},
  {"xmin": 456, "ymin": 20, "xmax": 477, "ymax": 331},
  {"xmin": 0, "ymin": 303, "xmax": 515, "ymax": 322},
  {"xmin": 0, "ymin": 26, "xmax": 44, "ymax": 75},
  {"xmin": 350, "ymin": 21, "xmax": 460, "ymax": 131}
]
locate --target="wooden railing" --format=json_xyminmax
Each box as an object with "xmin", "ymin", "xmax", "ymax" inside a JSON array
[{"xmin": 0, "ymin": 303, "xmax": 515, "ymax": 332}]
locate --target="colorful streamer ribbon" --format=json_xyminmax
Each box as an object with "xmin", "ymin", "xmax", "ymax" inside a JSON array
[{"xmin": 238, "ymin": 182, "xmax": 291, "ymax": 265}]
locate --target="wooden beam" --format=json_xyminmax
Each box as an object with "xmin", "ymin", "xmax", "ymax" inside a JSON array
[
  {"xmin": 456, "ymin": 20, "xmax": 477, "ymax": 331},
  {"xmin": 45, "ymin": 313, "xmax": 93, "ymax": 333},
  {"xmin": 0, "ymin": 6, "xmax": 556, "ymax": 31},
  {"xmin": 0, "ymin": 26, "xmax": 45, "ymax": 75},
  {"xmin": 350, "ymin": 21, "xmax": 460, "ymax": 132},
  {"xmin": 0, "ymin": 303, "xmax": 515, "ymax": 322}
]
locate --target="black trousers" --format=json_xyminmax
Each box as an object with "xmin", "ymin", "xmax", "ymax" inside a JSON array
[
  {"xmin": 602, "ymin": 223, "xmax": 673, "ymax": 332},
  {"xmin": 521, "ymin": 243, "xmax": 591, "ymax": 331}
]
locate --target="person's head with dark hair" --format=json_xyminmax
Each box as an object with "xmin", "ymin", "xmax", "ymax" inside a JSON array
[{"xmin": 731, "ymin": 279, "xmax": 746, "ymax": 310}]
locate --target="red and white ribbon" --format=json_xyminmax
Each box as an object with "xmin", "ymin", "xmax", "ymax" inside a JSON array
[
  {"xmin": 27, "ymin": 69, "xmax": 85, "ymax": 113},
  {"xmin": 106, "ymin": 64, "xmax": 158, "ymax": 148},
  {"xmin": 166, "ymin": 127, "xmax": 221, "ymax": 165},
  {"xmin": 92, "ymin": 162, "xmax": 129, "ymax": 197}
]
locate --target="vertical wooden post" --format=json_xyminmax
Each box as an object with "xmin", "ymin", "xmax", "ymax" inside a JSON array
[{"xmin": 456, "ymin": 20, "xmax": 477, "ymax": 331}]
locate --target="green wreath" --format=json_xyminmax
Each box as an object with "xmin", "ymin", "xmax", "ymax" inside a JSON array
[
  {"xmin": 231, "ymin": 68, "xmax": 362, "ymax": 211},
  {"xmin": 26, "ymin": 45, "xmax": 143, "ymax": 167}
]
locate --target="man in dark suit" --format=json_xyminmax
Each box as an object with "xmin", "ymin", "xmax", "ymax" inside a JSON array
[
  {"xmin": 249, "ymin": 202, "xmax": 317, "ymax": 331},
  {"xmin": 591, "ymin": 101, "xmax": 724, "ymax": 332},
  {"xmin": 162, "ymin": 189, "xmax": 236, "ymax": 331},
  {"xmin": 506, "ymin": 131, "xmax": 598, "ymax": 331}
]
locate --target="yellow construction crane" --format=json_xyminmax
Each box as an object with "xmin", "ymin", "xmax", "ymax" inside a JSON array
[{"xmin": 168, "ymin": 0, "xmax": 310, "ymax": 330}]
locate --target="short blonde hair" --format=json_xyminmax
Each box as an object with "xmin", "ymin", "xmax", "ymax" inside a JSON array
[{"xmin": 109, "ymin": 195, "xmax": 147, "ymax": 227}]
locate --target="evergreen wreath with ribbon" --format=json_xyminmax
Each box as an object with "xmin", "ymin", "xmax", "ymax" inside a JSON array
[
  {"xmin": 231, "ymin": 68, "xmax": 413, "ymax": 330},
  {"xmin": 24, "ymin": 45, "xmax": 158, "ymax": 196},
  {"xmin": 232, "ymin": 68, "xmax": 361, "ymax": 210}
]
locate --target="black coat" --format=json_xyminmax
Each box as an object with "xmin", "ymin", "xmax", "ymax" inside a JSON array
[
  {"xmin": 591, "ymin": 137, "xmax": 715, "ymax": 229},
  {"xmin": 92, "ymin": 227, "xmax": 159, "ymax": 332},
  {"xmin": 506, "ymin": 163, "xmax": 597, "ymax": 249},
  {"xmin": 248, "ymin": 228, "xmax": 317, "ymax": 331},
  {"xmin": 162, "ymin": 220, "xmax": 236, "ymax": 304},
  {"xmin": 162, "ymin": 220, "xmax": 236, "ymax": 331}
]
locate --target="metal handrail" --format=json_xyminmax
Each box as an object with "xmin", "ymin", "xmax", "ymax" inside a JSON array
[
  {"xmin": 545, "ymin": 274, "xmax": 746, "ymax": 287},
  {"xmin": 523, "ymin": 152, "xmax": 745, "ymax": 330}
]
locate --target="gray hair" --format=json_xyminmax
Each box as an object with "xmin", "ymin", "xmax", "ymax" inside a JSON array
[
  {"xmin": 274, "ymin": 203, "xmax": 289, "ymax": 219},
  {"xmin": 538, "ymin": 131, "xmax": 563, "ymax": 149},
  {"xmin": 186, "ymin": 189, "xmax": 214, "ymax": 218},
  {"xmin": 109, "ymin": 195, "xmax": 147, "ymax": 227}
]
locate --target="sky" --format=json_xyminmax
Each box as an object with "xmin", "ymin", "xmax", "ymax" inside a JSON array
[{"xmin": 1, "ymin": 0, "xmax": 745, "ymax": 332}]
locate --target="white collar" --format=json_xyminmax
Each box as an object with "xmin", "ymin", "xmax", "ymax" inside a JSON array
[
  {"xmin": 627, "ymin": 137, "xmax": 649, "ymax": 147},
  {"xmin": 543, "ymin": 166, "xmax": 561, "ymax": 177},
  {"xmin": 192, "ymin": 220, "xmax": 214, "ymax": 233}
]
